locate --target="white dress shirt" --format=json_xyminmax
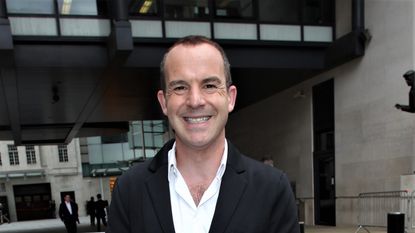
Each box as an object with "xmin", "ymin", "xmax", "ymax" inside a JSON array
[
  {"xmin": 168, "ymin": 140, "xmax": 228, "ymax": 233},
  {"xmin": 65, "ymin": 201, "xmax": 72, "ymax": 215}
]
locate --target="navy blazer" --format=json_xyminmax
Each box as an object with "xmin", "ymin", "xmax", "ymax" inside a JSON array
[{"xmin": 107, "ymin": 140, "xmax": 300, "ymax": 233}]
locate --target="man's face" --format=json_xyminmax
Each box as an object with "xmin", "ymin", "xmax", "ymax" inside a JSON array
[
  {"xmin": 64, "ymin": 195, "xmax": 71, "ymax": 202},
  {"xmin": 157, "ymin": 43, "xmax": 237, "ymax": 150}
]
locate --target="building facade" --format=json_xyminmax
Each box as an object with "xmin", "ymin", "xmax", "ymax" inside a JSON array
[
  {"xmin": 0, "ymin": 139, "xmax": 95, "ymax": 222},
  {"xmin": 227, "ymin": 0, "xmax": 415, "ymax": 227}
]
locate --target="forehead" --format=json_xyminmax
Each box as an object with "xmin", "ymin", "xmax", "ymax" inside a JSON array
[{"xmin": 165, "ymin": 43, "xmax": 224, "ymax": 74}]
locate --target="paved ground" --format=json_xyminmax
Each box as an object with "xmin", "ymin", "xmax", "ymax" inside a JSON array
[
  {"xmin": 0, "ymin": 217, "xmax": 389, "ymax": 233},
  {"xmin": 0, "ymin": 216, "xmax": 106, "ymax": 233},
  {"xmin": 306, "ymin": 225, "xmax": 386, "ymax": 233}
]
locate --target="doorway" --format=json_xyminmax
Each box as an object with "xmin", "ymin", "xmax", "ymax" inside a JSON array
[
  {"xmin": 312, "ymin": 79, "xmax": 336, "ymax": 226},
  {"xmin": 13, "ymin": 183, "xmax": 53, "ymax": 221}
]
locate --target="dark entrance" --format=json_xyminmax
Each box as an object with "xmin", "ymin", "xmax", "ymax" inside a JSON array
[
  {"xmin": 0, "ymin": 196, "xmax": 10, "ymax": 221},
  {"xmin": 312, "ymin": 79, "xmax": 336, "ymax": 226},
  {"xmin": 13, "ymin": 183, "xmax": 54, "ymax": 221}
]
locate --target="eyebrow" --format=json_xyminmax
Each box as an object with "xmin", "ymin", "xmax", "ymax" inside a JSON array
[
  {"xmin": 167, "ymin": 80, "xmax": 188, "ymax": 88},
  {"xmin": 201, "ymin": 76, "xmax": 223, "ymax": 85},
  {"xmin": 167, "ymin": 76, "xmax": 223, "ymax": 88}
]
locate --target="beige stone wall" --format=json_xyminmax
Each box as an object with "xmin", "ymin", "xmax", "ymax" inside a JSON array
[{"xmin": 227, "ymin": 0, "xmax": 415, "ymax": 226}]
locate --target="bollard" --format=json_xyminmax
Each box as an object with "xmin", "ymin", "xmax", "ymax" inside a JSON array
[
  {"xmin": 299, "ymin": 221, "xmax": 304, "ymax": 233},
  {"xmin": 387, "ymin": 212, "xmax": 405, "ymax": 233}
]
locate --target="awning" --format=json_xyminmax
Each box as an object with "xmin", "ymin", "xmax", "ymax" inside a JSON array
[
  {"xmin": 0, "ymin": 169, "xmax": 45, "ymax": 180},
  {"xmin": 90, "ymin": 167, "xmax": 129, "ymax": 177}
]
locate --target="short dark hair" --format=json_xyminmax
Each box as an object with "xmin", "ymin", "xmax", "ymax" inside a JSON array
[{"xmin": 160, "ymin": 35, "xmax": 232, "ymax": 92}]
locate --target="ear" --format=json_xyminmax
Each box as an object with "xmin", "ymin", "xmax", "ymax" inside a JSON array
[
  {"xmin": 157, "ymin": 90, "xmax": 168, "ymax": 115},
  {"xmin": 227, "ymin": 85, "xmax": 237, "ymax": 112}
]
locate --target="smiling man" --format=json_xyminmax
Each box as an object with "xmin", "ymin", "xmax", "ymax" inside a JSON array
[{"xmin": 107, "ymin": 36, "xmax": 300, "ymax": 233}]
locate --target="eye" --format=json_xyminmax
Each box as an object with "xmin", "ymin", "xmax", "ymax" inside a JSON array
[
  {"xmin": 203, "ymin": 83, "xmax": 220, "ymax": 94},
  {"xmin": 205, "ymin": 84, "xmax": 218, "ymax": 89},
  {"xmin": 171, "ymin": 85, "xmax": 188, "ymax": 95}
]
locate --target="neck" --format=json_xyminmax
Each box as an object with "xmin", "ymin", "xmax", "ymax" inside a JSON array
[{"xmin": 175, "ymin": 136, "xmax": 225, "ymax": 182}]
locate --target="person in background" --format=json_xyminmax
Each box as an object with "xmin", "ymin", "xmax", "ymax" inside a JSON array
[
  {"xmin": 86, "ymin": 196, "xmax": 96, "ymax": 226},
  {"xmin": 95, "ymin": 193, "xmax": 108, "ymax": 232},
  {"xmin": 262, "ymin": 157, "xmax": 275, "ymax": 167},
  {"xmin": 59, "ymin": 195, "xmax": 79, "ymax": 233}
]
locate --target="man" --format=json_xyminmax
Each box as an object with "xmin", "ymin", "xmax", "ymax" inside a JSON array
[
  {"xmin": 59, "ymin": 195, "xmax": 79, "ymax": 233},
  {"xmin": 95, "ymin": 194, "xmax": 108, "ymax": 231},
  {"xmin": 107, "ymin": 35, "xmax": 299, "ymax": 233},
  {"xmin": 86, "ymin": 196, "xmax": 95, "ymax": 226}
]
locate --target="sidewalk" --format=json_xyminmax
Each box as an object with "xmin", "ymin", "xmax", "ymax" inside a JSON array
[
  {"xmin": 0, "ymin": 217, "xmax": 388, "ymax": 233},
  {"xmin": 0, "ymin": 216, "xmax": 103, "ymax": 233}
]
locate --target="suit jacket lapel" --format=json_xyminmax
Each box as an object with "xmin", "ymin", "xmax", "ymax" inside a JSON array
[
  {"xmin": 145, "ymin": 140, "xmax": 175, "ymax": 233},
  {"xmin": 209, "ymin": 141, "xmax": 247, "ymax": 233}
]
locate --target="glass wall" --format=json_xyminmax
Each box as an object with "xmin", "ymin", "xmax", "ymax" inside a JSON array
[
  {"xmin": 303, "ymin": 0, "xmax": 334, "ymax": 24},
  {"xmin": 6, "ymin": 0, "xmax": 55, "ymax": 14},
  {"xmin": 6, "ymin": 0, "xmax": 334, "ymax": 25},
  {"xmin": 128, "ymin": 0, "xmax": 334, "ymax": 25},
  {"xmin": 128, "ymin": 120, "xmax": 165, "ymax": 150},
  {"xmin": 6, "ymin": 0, "xmax": 109, "ymax": 16},
  {"xmin": 164, "ymin": 0, "xmax": 209, "ymax": 19},
  {"xmin": 214, "ymin": 0, "xmax": 254, "ymax": 19},
  {"xmin": 258, "ymin": 0, "xmax": 299, "ymax": 23},
  {"xmin": 129, "ymin": 0, "xmax": 159, "ymax": 16}
]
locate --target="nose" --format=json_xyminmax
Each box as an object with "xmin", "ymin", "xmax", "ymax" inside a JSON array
[{"xmin": 186, "ymin": 86, "xmax": 206, "ymax": 108}]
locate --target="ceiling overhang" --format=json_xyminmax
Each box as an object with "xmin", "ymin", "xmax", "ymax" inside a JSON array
[{"xmin": 0, "ymin": 18, "xmax": 367, "ymax": 145}]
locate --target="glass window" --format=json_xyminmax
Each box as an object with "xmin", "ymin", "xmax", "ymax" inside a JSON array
[
  {"xmin": 129, "ymin": 120, "xmax": 166, "ymax": 150},
  {"xmin": 129, "ymin": 0, "xmax": 159, "ymax": 16},
  {"xmin": 303, "ymin": 0, "xmax": 334, "ymax": 24},
  {"xmin": 57, "ymin": 0, "xmax": 108, "ymax": 16},
  {"xmin": 8, "ymin": 145, "xmax": 19, "ymax": 166},
  {"xmin": 25, "ymin": 145, "xmax": 36, "ymax": 165},
  {"xmin": 214, "ymin": 0, "xmax": 254, "ymax": 19},
  {"xmin": 58, "ymin": 145, "xmax": 69, "ymax": 162},
  {"xmin": 259, "ymin": 0, "xmax": 299, "ymax": 23},
  {"xmin": 6, "ymin": 0, "xmax": 55, "ymax": 14},
  {"xmin": 101, "ymin": 134, "xmax": 128, "ymax": 144},
  {"xmin": 165, "ymin": 0, "xmax": 209, "ymax": 19}
]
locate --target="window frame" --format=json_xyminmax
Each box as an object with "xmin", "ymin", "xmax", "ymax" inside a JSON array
[
  {"xmin": 58, "ymin": 144, "xmax": 69, "ymax": 162},
  {"xmin": 25, "ymin": 145, "xmax": 37, "ymax": 164},
  {"xmin": 8, "ymin": 145, "xmax": 20, "ymax": 166}
]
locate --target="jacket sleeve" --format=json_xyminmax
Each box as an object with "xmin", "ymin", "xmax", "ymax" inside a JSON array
[
  {"xmin": 106, "ymin": 178, "xmax": 130, "ymax": 233},
  {"xmin": 269, "ymin": 173, "xmax": 300, "ymax": 233}
]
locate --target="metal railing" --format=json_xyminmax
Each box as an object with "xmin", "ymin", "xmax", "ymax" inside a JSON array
[{"xmin": 355, "ymin": 191, "xmax": 410, "ymax": 233}]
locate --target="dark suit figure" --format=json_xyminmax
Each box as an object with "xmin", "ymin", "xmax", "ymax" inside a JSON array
[
  {"xmin": 59, "ymin": 195, "xmax": 79, "ymax": 233},
  {"xmin": 86, "ymin": 197, "xmax": 96, "ymax": 226},
  {"xmin": 107, "ymin": 140, "xmax": 299, "ymax": 233},
  {"xmin": 95, "ymin": 194, "xmax": 108, "ymax": 232},
  {"xmin": 396, "ymin": 70, "xmax": 415, "ymax": 113}
]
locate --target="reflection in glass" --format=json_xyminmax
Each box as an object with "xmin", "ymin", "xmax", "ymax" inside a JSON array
[
  {"xmin": 303, "ymin": 0, "xmax": 334, "ymax": 24},
  {"xmin": 164, "ymin": 0, "xmax": 209, "ymax": 19},
  {"xmin": 129, "ymin": 0, "xmax": 158, "ymax": 16},
  {"xmin": 6, "ymin": 0, "xmax": 55, "ymax": 14},
  {"xmin": 57, "ymin": 0, "xmax": 108, "ymax": 16},
  {"xmin": 259, "ymin": 0, "xmax": 299, "ymax": 23},
  {"xmin": 214, "ymin": 0, "xmax": 254, "ymax": 19}
]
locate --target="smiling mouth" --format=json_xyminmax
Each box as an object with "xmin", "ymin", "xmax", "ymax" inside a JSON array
[{"xmin": 184, "ymin": 116, "xmax": 211, "ymax": 123}]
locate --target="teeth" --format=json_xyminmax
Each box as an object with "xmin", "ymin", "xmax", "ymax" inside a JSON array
[{"xmin": 185, "ymin": 116, "xmax": 210, "ymax": 123}]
